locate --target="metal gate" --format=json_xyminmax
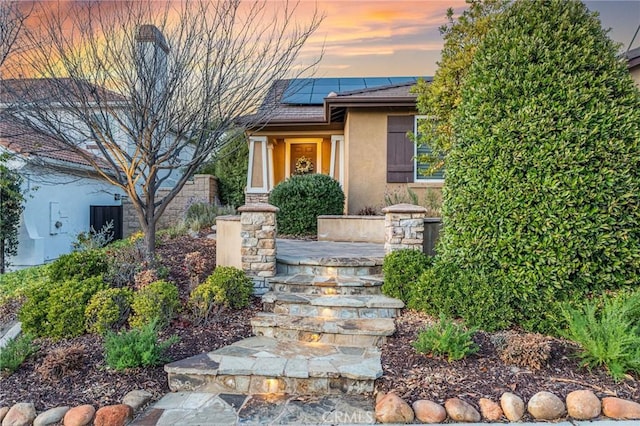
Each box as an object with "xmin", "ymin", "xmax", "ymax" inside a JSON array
[{"xmin": 90, "ymin": 205, "xmax": 123, "ymax": 241}]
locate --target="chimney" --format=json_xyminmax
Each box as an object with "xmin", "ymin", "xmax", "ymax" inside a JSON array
[{"xmin": 135, "ymin": 25, "xmax": 168, "ymax": 97}]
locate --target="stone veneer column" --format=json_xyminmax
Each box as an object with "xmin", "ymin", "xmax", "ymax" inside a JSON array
[
  {"xmin": 238, "ymin": 203, "xmax": 279, "ymax": 294},
  {"xmin": 382, "ymin": 204, "xmax": 428, "ymax": 254}
]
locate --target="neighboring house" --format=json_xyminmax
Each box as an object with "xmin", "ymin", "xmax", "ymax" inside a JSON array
[
  {"xmin": 628, "ymin": 46, "xmax": 640, "ymax": 87},
  {"xmin": 244, "ymin": 77, "xmax": 439, "ymax": 214},
  {"xmin": 0, "ymin": 120, "xmax": 122, "ymax": 269}
]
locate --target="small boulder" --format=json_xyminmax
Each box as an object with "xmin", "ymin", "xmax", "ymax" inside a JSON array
[
  {"xmin": 375, "ymin": 393, "xmax": 415, "ymax": 424},
  {"xmin": 602, "ymin": 397, "xmax": 640, "ymax": 420},
  {"xmin": 528, "ymin": 391, "xmax": 566, "ymax": 420},
  {"xmin": 34, "ymin": 406, "xmax": 70, "ymax": 426},
  {"xmin": 2, "ymin": 403, "xmax": 36, "ymax": 426},
  {"xmin": 94, "ymin": 404, "xmax": 133, "ymax": 426},
  {"xmin": 566, "ymin": 390, "xmax": 601, "ymax": 420},
  {"xmin": 122, "ymin": 389, "xmax": 153, "ymax": 412},
  {"xmin": 63, "ymin": 405, "xmax": 95, "ymax": 426},
  {"xmin": 500, "ymin": 392, "xmax": 525, "ymax": 421},
  {"xmin": 412, "ymin": 400, "xmax": 446, "ymax": 423},
  {"xmin": 0, "ymin": 407, "xmax": 9, "ymax": 423},
  {"xmin": 444, "ymin": 398, "xmax": 481, "ymax": 423},
  {"xmin": 479, "ymin": 398, "xmax": 503, "ymax": 421}
]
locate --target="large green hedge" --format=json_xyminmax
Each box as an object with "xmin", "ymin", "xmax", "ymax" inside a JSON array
[
  {"xmin": 269, "ymin": 174, "xmax": 344, "ymax": 235},
  {"xmin": 428, "ymin": 0, "xmax": 640, "ymax": 332}
]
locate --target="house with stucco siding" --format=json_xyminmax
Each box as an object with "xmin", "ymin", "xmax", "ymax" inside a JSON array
[{"xmin": 244, "ymin": 77, "xmax": 442, "ymax": 214}]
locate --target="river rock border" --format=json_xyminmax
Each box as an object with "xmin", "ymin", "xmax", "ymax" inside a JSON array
[
  {"xmin": 0, "ymin": 389, "xmax": 152, "ymax": 426},
  {"xmin": 375, "ymin": 390, "xmax": 640, "ymax": 423}
]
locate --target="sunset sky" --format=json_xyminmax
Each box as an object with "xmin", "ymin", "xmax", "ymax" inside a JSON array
[{"xmin": 300, "ymin": 0, "xmax": 640, "ymax": 77}]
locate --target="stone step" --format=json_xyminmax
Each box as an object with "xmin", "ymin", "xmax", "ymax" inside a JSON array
[
  {"xmin": 261, "ymin": 292, "xmax": 404, "ymax": 320},
  {"xmin": 276, "ymin": 256, "xmax": 382, "ymax": 277},
  {"xmin": 251, "ymin": 312, "xmax": 395, "ymax": 347},
  {"xmin": 268, "ymin": 274, "xmax": 383, "ymax": 295},
  {"xmin": 164, "ymin": 336, "xmax": 381, "ymax": 395}
]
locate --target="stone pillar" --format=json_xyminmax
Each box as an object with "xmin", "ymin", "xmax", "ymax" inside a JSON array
[
  {"xmin": 238, "ymin": 203, "xmax": 279, "ymax": 294},
  {"xmin": 382, "ymin": 204, "xmax": 427, "ymax": 254}
]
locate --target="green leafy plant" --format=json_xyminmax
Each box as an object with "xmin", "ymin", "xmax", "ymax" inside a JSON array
[
  {"xmin": 0, "ymin": 153, "xmax": 25, "ymax": 274},
  {"xmin": 85, "ymin": 288, "xmax": 134, "ymax": 334},
  {"xmin": 0, "ymin": 265, "xmax": 49, "ymax": 305},
  {"xmin": 199, "ymin": 131, "xmax": 249, "ymax": 208},
  {"xmin": 413, "ymin": 314, "xmax": 479, "ymax": 361},
  {"xmin": 561, "ymin": 291, "xmax": 640, "ymax": 382},
  {"xmin": 190, "ymin": 267, "xmax": 253, "ymax": 323},
  {"xmin": 129, "ymin": 280, "xmax": 181, "ymax": 329},
  {"xmin": 48, "ymin": 249, "xmax": 109, "ymax": 282},
  {"xmin": 0, "ymin": 334, "xmax": 38, "ymax": 375},
  {"xmin": 19, "ymin": 276, "xmax": 107, "ymax": 339},
  {"xmin": 382, "ymin": 249, "xmax": 431, "ymax": 303},
  {"xmin": 269, "ymin": 174, "xmax": 344, "ymax": 235},
  {"xmin": 431, "ymin": 0, "xmax": 640, "ymax": 333},
  {"xmin": 104, "ymin": 320, "xmax": 179, "ymax": 370}
]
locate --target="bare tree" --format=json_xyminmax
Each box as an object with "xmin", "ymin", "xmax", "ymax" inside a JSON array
[
  {"xmin": 6, "ymin": 0, "xmax": 322, "ymax": 260},
  {"xmin": 0, "ymin": 0, "xmax": 27, "ymax": 72}
]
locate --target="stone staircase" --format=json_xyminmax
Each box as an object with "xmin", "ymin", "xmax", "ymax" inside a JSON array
[{"xmin": 165, "ymin": 253, "xmax": 403, "ymax": 396}]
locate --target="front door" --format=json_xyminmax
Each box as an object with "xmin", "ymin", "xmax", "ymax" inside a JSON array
[{"xmin": 290, "ymin": 143, "xmax": 317, "ymax": 175}]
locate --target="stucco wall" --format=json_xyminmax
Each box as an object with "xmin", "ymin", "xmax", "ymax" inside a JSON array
[
  {"xmin": 215, "ymin": 215, "xmax": 242, "ymax": 268},
  {"xmin": 317, "ymin": 215, "xmax": 384, "ymax": 243},
  {"xmin": 344, "ymin": 109, "xmax": 443, "ymax": 214},
  {"xmin": 631, "ymin": 66, "xmax": 640, "ymax": 88},
  {"xmin": 12, "ymin": 166, "xmax": 120, "ymax": 268}
]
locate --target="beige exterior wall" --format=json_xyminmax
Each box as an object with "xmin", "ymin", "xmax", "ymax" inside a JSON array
[
  {"xmin": 631, "ymin": 66, "xmax": 640, "ymax": 88},
  {"xmin": 317, "ymin": 215, "xmax": 384, "ymax": 243},
  {"xmin": 215, "ymin": 215, "xmax": 242, "ymax": 268},
  {"xmin": 344, "ymin": 109, "xmax": 443, "ymax": 214}
]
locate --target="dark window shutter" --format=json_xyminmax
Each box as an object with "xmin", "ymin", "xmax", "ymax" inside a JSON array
[{"xmin": 387, "ymin": 115, "xmax": 414, "ymax": 183}]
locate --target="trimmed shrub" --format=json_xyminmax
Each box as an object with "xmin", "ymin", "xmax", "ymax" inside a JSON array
[
  {"xmin": 19, "ymin": 276, "xmax": 107, "ymax": 338},
  {"xmin": 561, "ymin": 291, "xmax": 640, "ymax": 382},
  {"xmin": 190, "ymin": 267, "xmax": 253, "ymax": 320},
  {"xmin": 413, "ymin": 314, "xmax": 479, "ymax": 361},
  {"xmin": 382, "ymin": 249, "xmax": 431, "ymax": 303},
  {"xmin": 0, "ymin": 334, "xmax": 38, "ymax": 375},
  {"xmin": 269, "ymin": 174, "xmax": 345, "ymax": 235},
  {"xmin": 104, "ymin": 321, "xmax": 179, "ymax": 370},
  {"xmin": 432, "ymin": 0, "xmax": 640, "ymax": 332},
  {"xmin": 85, "ymin": 288, "xmax": 134, "ymax": 334},
  {"xmin": 48, "ymin": 249, "xmax": 109, "ymax": 282},
  {"xmin": 129, "ymin": 280, "xmax": 180, "ymax": 329}
]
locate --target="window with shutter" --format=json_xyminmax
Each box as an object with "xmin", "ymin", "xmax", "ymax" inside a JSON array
[
  {"xmin": 415, "ymin": 116, "xmax": 445, "ymax": 181},
  {"xmin": 386, "ymin": 115, "xmax": 414, "ymax": 183}
]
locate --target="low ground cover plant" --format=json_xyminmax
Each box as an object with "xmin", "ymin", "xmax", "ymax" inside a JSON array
[
  {"xmin": 413, "ymin": 314, "xmax": 478, "ymax": 362},
  {"xmin": 0, "ymin": 334, "xmax": 38, "ymax": 375},
  {"xmin": 104, "ymin": 321, "xmax": 179, "ymax": 370},
  {"xmin": 561, "ymin": 290, "xmax": 640, "ymax": 382}
]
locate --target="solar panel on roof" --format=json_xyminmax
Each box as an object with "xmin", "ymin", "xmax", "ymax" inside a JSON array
[{"xmin": 280, "ymin": 76, "xmax": 426, "ymax": 105}]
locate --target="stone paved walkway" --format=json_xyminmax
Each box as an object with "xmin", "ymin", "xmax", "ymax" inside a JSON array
[
  {"xmin": 276, "ymin": 240, "xmax": 384, "ymax": 261},
  {"xmin": 131, "ymin": 392, "xmax": 375, "ymax": 425}
]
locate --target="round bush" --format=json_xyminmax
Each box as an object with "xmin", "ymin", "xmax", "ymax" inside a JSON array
[
  {"xmin": 129, "ymin": 280, "xmax": 180, "ymax": 329},
  {"xmin": 269, "ymin": 174, "xmax": 345, "ymax": 235},
  {"xmin": 20, "ymin": 276, "xmax": 108, "ymax": 339},
  {"xmin": 49, "ymin": 249, "xmax": 109, "ymax": 282},
  {"xmin": 192, "ymin": 266, "xmax": 253, "ymax": 313},
  {"xmin": 382, "ymin": 249, "xmax": 431, "ymax": 304},
  {"xmin": 85, "ymin": 288, "xmax": 134, "ymax": 335},
  {"xmin": 434, "ymin": 0, "xmax": 640, "ymax": 332}
]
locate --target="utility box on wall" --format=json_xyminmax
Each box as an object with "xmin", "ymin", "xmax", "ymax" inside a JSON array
[{"xmin": 49, "ymin": 202, "xmax": 69, "ymax": 235}]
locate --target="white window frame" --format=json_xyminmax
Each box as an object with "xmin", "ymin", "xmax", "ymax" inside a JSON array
[{"xmin": 414, "ymin": 115, "xmax": 445, "ymax": 183}]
